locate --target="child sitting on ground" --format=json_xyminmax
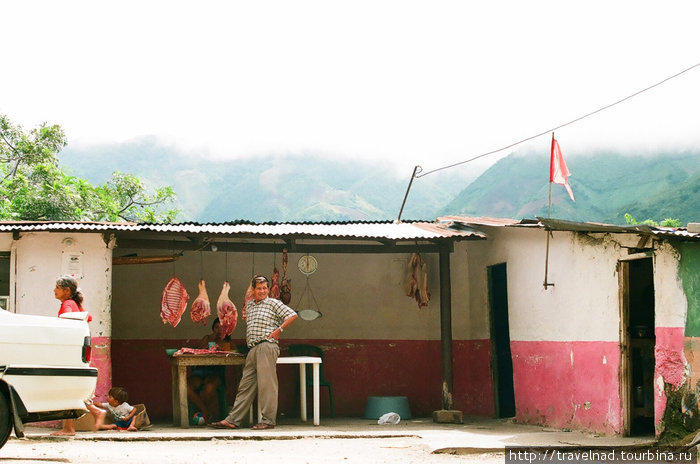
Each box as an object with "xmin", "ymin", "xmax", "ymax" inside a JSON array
[{"xmin": 86, "ymin": 386, "xmax": 138, "ymax": 431}]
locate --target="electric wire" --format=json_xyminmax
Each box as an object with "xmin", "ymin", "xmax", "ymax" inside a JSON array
[{"xmin": 415, "ymin": 60, "xmax": 700, "ymax": 178}]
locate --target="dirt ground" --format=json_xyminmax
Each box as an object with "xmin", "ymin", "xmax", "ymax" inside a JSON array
[{"xmin": 1, "ymin": 436, "xmax": 503, "ymax": 464}]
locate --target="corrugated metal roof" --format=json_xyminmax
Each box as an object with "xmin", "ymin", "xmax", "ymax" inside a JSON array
[
  {"xmin": 438, "ymin": 216, "xmax": 524, "ymax": 227},
  {"xmin": 538, "ymin": 218, "xmax": 700, "ymax": 241},
  {"xmin": 437, "ymin": 216, "xmax": 700, "ymax": 241},
  {"xmin": 2, "ymin": 218, "xmax": 695, "ymax": 241},
  {"xmin": 0, "ymin": 220, "xmax": 486, "ymax": 241},
  {"xmin": 0, "ymin": 221, "xmax": 139, "ymax": 231}
]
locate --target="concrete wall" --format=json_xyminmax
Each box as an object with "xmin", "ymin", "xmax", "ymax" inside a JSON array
[
  {"xmin": 461, "ymin": 226, "xmax": 690, "ymax": 435},
  {"xmin": 0, "ymin": 231, "xmax": 114, "ymax": 400}
]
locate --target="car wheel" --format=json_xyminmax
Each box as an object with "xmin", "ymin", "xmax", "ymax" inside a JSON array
[{"xmin": 0, "ymin": 392, "xmax": 11, "ymax": 449}]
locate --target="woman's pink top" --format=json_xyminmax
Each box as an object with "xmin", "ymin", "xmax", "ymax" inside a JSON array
[{"xmin": 58, "ymin": 299, "xmax": 93, "ymax": 322}]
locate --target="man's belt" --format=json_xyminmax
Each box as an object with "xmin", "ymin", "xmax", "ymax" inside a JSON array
[{"xmin": 248, "ymin": 339, "xmax": 271, "ymax": 348}]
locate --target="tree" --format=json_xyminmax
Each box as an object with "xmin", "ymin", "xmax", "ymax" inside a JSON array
[
  {"xmin": 93, "ymin": 172, "xmax": 178, "ymax": 222},
  {"xmin": 624, "ymin": 213, "xmax": 681, "ymax": 228},
  {"xmin": 0, "ymin": 115, "xmax": 179, "ymax": 222}
]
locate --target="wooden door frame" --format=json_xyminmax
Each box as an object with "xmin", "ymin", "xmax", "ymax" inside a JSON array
[
  {"xmin": 618, "ymin": 252, "xmax": 654, "ymax": 436},
  {"xmin": 488, "ymin": 264, "xmax": 503, "ymax": 418},
  {"xmin": 618, "ymin": 259, "xmax": 631, "ymax": 435}
]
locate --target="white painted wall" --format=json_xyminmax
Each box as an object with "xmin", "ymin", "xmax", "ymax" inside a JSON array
[
  {"xmin": 461, "ymin": 226, "xmax": 687, "ymax": 343},
  {"xmin": 0, "ymin": 232, "xmax": 113, "ymax": 338},
  {"xmin": 654, "ymin": 241, "xmax": 687, "ymax": 329}
]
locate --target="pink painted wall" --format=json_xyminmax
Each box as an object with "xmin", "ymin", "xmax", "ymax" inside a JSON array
[
  {"xmin": 454, "ymin": 339, "xmax": 494, "ymax": 416},
  {"xmin": 654, "ymin": 326, "xmax": 686, "ymax": 431},
  {"xmin": 111, "ymin": 338, "xmax": 493, "ymax": 421},
  {"xmin": 511, "ymin": 340, "xmax": 622, "ymax": 435}
]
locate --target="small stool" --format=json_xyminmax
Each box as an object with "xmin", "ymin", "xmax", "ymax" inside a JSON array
[{"xmin": 364, "ymin": 396, "xmax": 412, "ymax": 420}]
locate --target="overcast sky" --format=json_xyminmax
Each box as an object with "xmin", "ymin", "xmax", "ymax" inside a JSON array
[{"xmin": 2, "ymin": 1, "xmax": 699, "ymax": 177}]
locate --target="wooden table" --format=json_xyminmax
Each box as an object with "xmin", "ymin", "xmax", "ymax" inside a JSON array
[{"xmin": 170, "ymin": 352, "xmax": 322, "ymax": 427}]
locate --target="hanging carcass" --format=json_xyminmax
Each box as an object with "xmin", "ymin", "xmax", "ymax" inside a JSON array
[
  {"xmin": 280, "ymin": 249, "xmax": 291, "ymax": 304},
  {"xmin": 161, "ymin": 277, "xmax": 189, "ymax": 327},
  {"xmin": 190, "ymin": 279, "xmax": 211, "ymax": 324},
  {"xmin": 404, "ymin": 253, "xmax": 430, "ymax": 309},
  {"xmin": 270, "ymin": 267, "xmax": 281, "ymax": 299},
  {"xmin": 217, "ymin": 281, "xmax": 238, "ymax": 336},
  {"xmin": 241, "ymin": 283, "xmax": 254, "ymax": 320}
]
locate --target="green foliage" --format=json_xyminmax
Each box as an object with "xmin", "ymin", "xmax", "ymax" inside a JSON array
[
  {"xmin": 93, "ymin": 172, "xmax": 179, "ymax": 223},
  {"xmin": 625, "ymin": 214, "xmax": 682, "ymax": 228},
  {"xmin": 0, "ymin": 115, "xmax": 179, "ymax": 222},
  {"xmin": 624, "ymin": 213, "xmax": 655, "ymax": 226},
  {"xmin": 661, "ymin": 218, "xmax": 682, "ymax": 227}
]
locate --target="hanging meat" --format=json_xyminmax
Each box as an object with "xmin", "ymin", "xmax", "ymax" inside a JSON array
[
  {"xmin": 280, "ymin": 248, "xmax": 292, "ymax": 304},
  {"xmin": 241, "ymin": 284, "xmax": 254, "ymax": 320},
  {"xmin": 280, "ymin": 276, "xmax": 291, "ymax": 304},
  {"xmin": 270, "ymin": 267, "xmax": 281, "ymax": 299},
  {"xmin": 161, "ymin": 277, "xmax": 189, "ymax": 327},
  {"xmin": 190, "ymin": 279, "xmax": 211, "ymax": 324},
  {"xmin": 217, "ymin": 281, "xmax": 238, "ymax": 336},
  {"xmin": 404, "ymin": 254, "xmax": 418, "ymax": 296},
  {"xmin": 404, "ymin": 253, "xmax": 430, "ymax": 309}
]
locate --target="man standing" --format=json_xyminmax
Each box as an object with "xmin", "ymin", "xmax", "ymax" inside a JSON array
[{"xmin": 210, "ymin": 275, "xmax": 297, "ymax": 430}]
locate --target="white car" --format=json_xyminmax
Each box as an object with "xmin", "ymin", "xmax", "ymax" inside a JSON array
[{"xmin": 0, "ymin": 308, "xmax": 97, "ymax": 448}]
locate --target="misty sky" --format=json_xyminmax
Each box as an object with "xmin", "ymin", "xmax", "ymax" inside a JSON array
[{"xmin": 2, "ymin": 0, "xmax": 699, "ymax": 177}]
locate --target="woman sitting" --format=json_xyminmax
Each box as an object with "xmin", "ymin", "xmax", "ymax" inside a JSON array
[{"xmin": 187, "ymin": 317, "xmax": 231, "ymax": 422}]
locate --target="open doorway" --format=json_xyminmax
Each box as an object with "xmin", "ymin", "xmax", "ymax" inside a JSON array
[
  {"xmin": 488, "ymin": 262, "xmax": 515, "ymax": 418},
  {"xmin": 0, "ymin": 252, "xmax": 10, "ymax": 310},
  {"xmin": 620, "ymin": 257, "xmax": 655, "ymax": 436}
]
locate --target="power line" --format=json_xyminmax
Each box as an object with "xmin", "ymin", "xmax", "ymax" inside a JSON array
[{"xmin": 415, "ymin": 60, "xmax": 700, "ymax": 179}]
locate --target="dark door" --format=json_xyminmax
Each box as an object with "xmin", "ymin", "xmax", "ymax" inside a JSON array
[
  {"xmin": 625, "ymin": 257, "xmax": 655, "ymax": 436},
  {"xmin": 488, "ymin": 263, "xmax": 515, "ymax": 418}
]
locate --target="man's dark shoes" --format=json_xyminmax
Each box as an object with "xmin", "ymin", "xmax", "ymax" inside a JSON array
[{"xmin": 208, "ymin": 420, "xmax": 238, "ymax": 429}]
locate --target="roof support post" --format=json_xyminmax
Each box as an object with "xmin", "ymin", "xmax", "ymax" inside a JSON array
[
  {"xmin": 439, "ymin": 243, "xmax": 454, "ymax": 410},
  {"xmin": 434, "ymin": 243, "xmax": 462, "ymax": 423}
]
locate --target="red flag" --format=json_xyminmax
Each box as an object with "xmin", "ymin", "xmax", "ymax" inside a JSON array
[{"xmin": 550, "ymin": 135, "xmax": 575, "ymax": 202}]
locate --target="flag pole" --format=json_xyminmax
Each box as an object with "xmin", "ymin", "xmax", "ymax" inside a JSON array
[
  {"xmin": 543, "ymin": 133, "xmax": 555, "ymax": 289},
  {"xmin": 396, "ymin": 165, "xmax": 421, "ymax": 224}
]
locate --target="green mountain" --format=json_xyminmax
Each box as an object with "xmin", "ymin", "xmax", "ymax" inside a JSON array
[
  {"xmin": 59, "ymin": 138, "xmax": 699, "ymax": 225},
  {"xmin": 58, "ymin": 137, "xmax": 476, "ymax": 222},
  {"xmin": 441, "ymin": 149, "xmax": 700, "ymax": 225}
]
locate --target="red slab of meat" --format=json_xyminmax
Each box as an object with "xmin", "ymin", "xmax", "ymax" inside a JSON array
[
  {"xmin": 280, "ymin": 249, "xmax": 291, "ymax": 304},
  {"xmin": 217, "ymin": 281, "xmax": 238, "ymax": 336},
  {"xmin": 280, "ymin": 276, "xmax": 291, "ymax": 304},
  {"xmin": 242, "ymin": 284, "xmax": 254, "ymax": 320},
  {"xmin": 161, "ymin": 277, "xmax": 189, "ymax": 327},
  {"xmin": 270, "ymin": 267, "xmax": 281, "ymax": 299},
  {"xmin": 190, "ymin": 279, "xmax": 211, "ymax": 324},
  {"xmin": 174, "ymin": 347, "xmax": 231, "ymax": 355}
]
